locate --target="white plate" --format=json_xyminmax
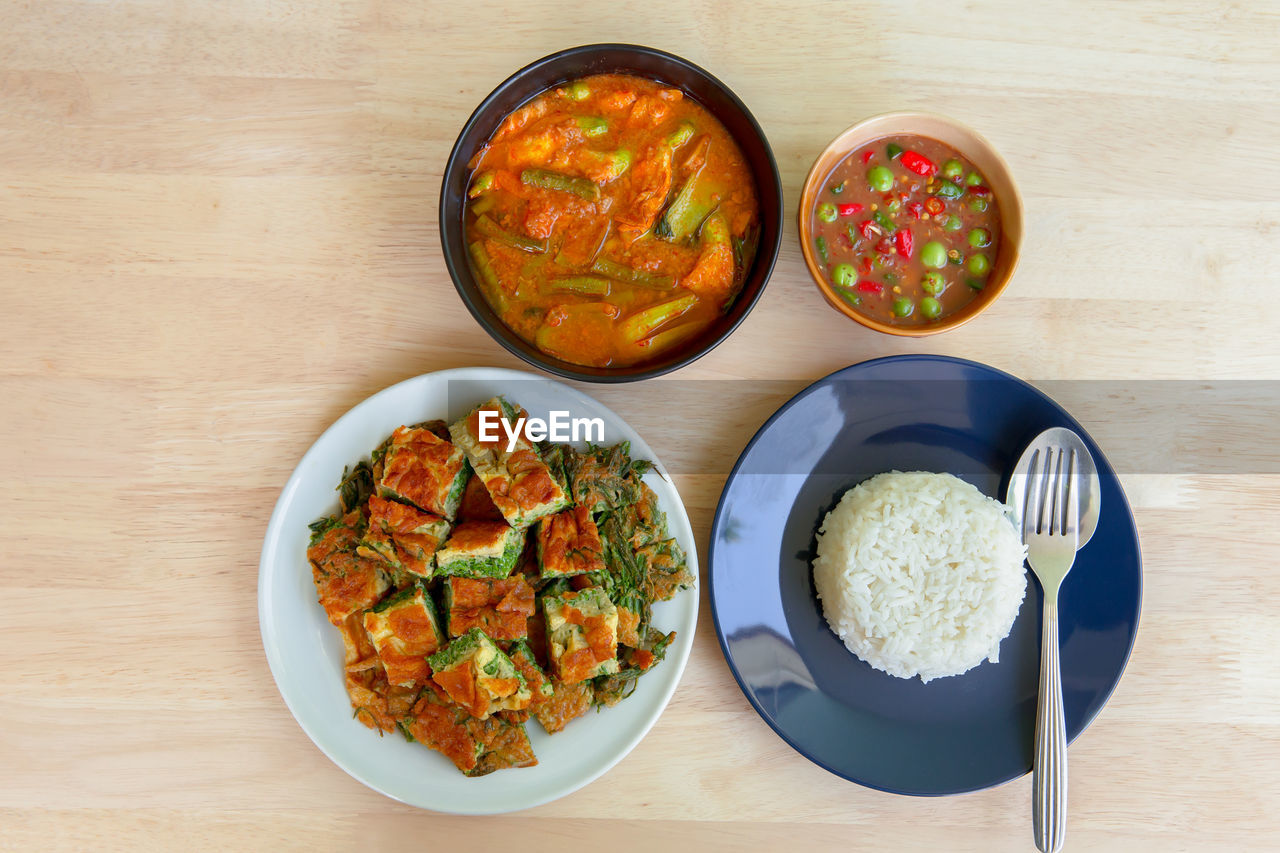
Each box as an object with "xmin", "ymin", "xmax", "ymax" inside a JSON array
[{"xmin": 258, "ymin": 367, "xmax": 698, "ymax": 813}]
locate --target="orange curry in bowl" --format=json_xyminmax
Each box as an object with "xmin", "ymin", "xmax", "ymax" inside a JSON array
[{"xmin": 464, "ymin": 73, "xmax": 760, "ymax": 368}]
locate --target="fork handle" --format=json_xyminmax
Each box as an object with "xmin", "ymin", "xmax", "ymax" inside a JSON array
[{"xmin": 1033, "ymin": 598, "xmax": 1067, "ymax": 852}]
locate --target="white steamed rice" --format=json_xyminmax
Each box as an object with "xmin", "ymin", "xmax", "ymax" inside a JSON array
[{"xmin": 812, "ymin": 471, "xmax": 1028, "ymax": 683}]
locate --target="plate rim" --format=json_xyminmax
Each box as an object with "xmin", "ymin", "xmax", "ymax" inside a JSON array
[
  {"xmin": 707, "ymin": 353, "xmax": 1143, "ymax": 796},
  {"xmin": 258, "ymin": 366, "xmax": 699, "ymax": 813}
]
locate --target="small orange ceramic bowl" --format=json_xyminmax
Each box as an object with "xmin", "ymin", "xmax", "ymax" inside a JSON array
[{"xmin": 798, "ymin": 112, "xmax": 1023, "ymax": 336}]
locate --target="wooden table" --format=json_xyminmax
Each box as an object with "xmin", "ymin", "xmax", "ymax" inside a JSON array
[{"xmin": 4, "ymin": 2, "xmax": 1279, "ymax": 850}]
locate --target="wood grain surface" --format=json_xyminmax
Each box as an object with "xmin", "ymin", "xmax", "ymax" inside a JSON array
[{"xmin": 3, "ymin": 1, "xmax": 1279, "ymax": 850}]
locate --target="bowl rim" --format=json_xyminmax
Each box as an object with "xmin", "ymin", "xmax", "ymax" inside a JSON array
[
  {"xmin": 797, "ymin": 110, "xmax": 1024, "ymax": 337},
  {"xmin": 439, "ymin": 42, "xmax": 784, "ymax": 383}
]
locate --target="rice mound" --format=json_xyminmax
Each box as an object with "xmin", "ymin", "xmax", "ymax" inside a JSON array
[{"xmin": 812, "ymin": 471, "xmax": 1028, "ymax": 683}]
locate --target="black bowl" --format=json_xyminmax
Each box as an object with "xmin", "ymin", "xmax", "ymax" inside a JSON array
[{"xmin": 439, "ymin": 43, "xmax": 784, "ymax": 383}]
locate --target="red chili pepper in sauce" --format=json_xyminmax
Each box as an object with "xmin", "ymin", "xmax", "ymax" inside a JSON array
[
  {"xmin": 924, "ymin": 197, "xmax": 945, "ymax": 216},
  {"xmin": 875, "ymin": 236, "xmax": 894, "ymax": 255},
  {"xmin": 857, "ymin": 220, "xmax": 876, "ymax": 240},
  {"xmin": 837, "ymin": 202, "xmax": 864, "ymax": 217},
  {"xmin": 906, "ymin": 201, "xmax": 924, "ymax": 219},
  {"xmin": 968, "ymin": 184, "xmax": 992, "ymax": 196},
  {"xmin": 895, "ymin": 229, "xmax": 913, "ymax": 258},
  {"xmin": 860, "ymin": 150, "xmax": 875, "ymax": 165},
  {"xmin": 900, "ymin": 151, "xmax": 938, "ymax": 176},
  {"xmin": 859, "ymin": 256, "xmax": 874, "ymax": 274},
  {"xmin": 856, "ymin": 280, "xmax": 883, "ymax": 294}
]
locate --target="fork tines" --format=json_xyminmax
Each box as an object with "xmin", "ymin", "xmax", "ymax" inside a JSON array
[{"xmin": 1023, "ymin": 445, "xmax": 1079, "ymax": 538}]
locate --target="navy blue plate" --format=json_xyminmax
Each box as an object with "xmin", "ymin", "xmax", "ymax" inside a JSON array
[{"xmin": 709, "ymin": 355, "xmax": 1142, "ymax": 796}]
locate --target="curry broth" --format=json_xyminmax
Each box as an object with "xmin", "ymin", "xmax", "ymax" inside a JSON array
[{"xmin": 465, "ymin": 74, "xmax": 759, "ymax": 368}]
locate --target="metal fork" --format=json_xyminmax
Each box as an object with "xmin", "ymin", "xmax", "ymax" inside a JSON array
[{"xmin": 1021, "ymin": 442, "xmax": 1081, "ymax": 853}]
